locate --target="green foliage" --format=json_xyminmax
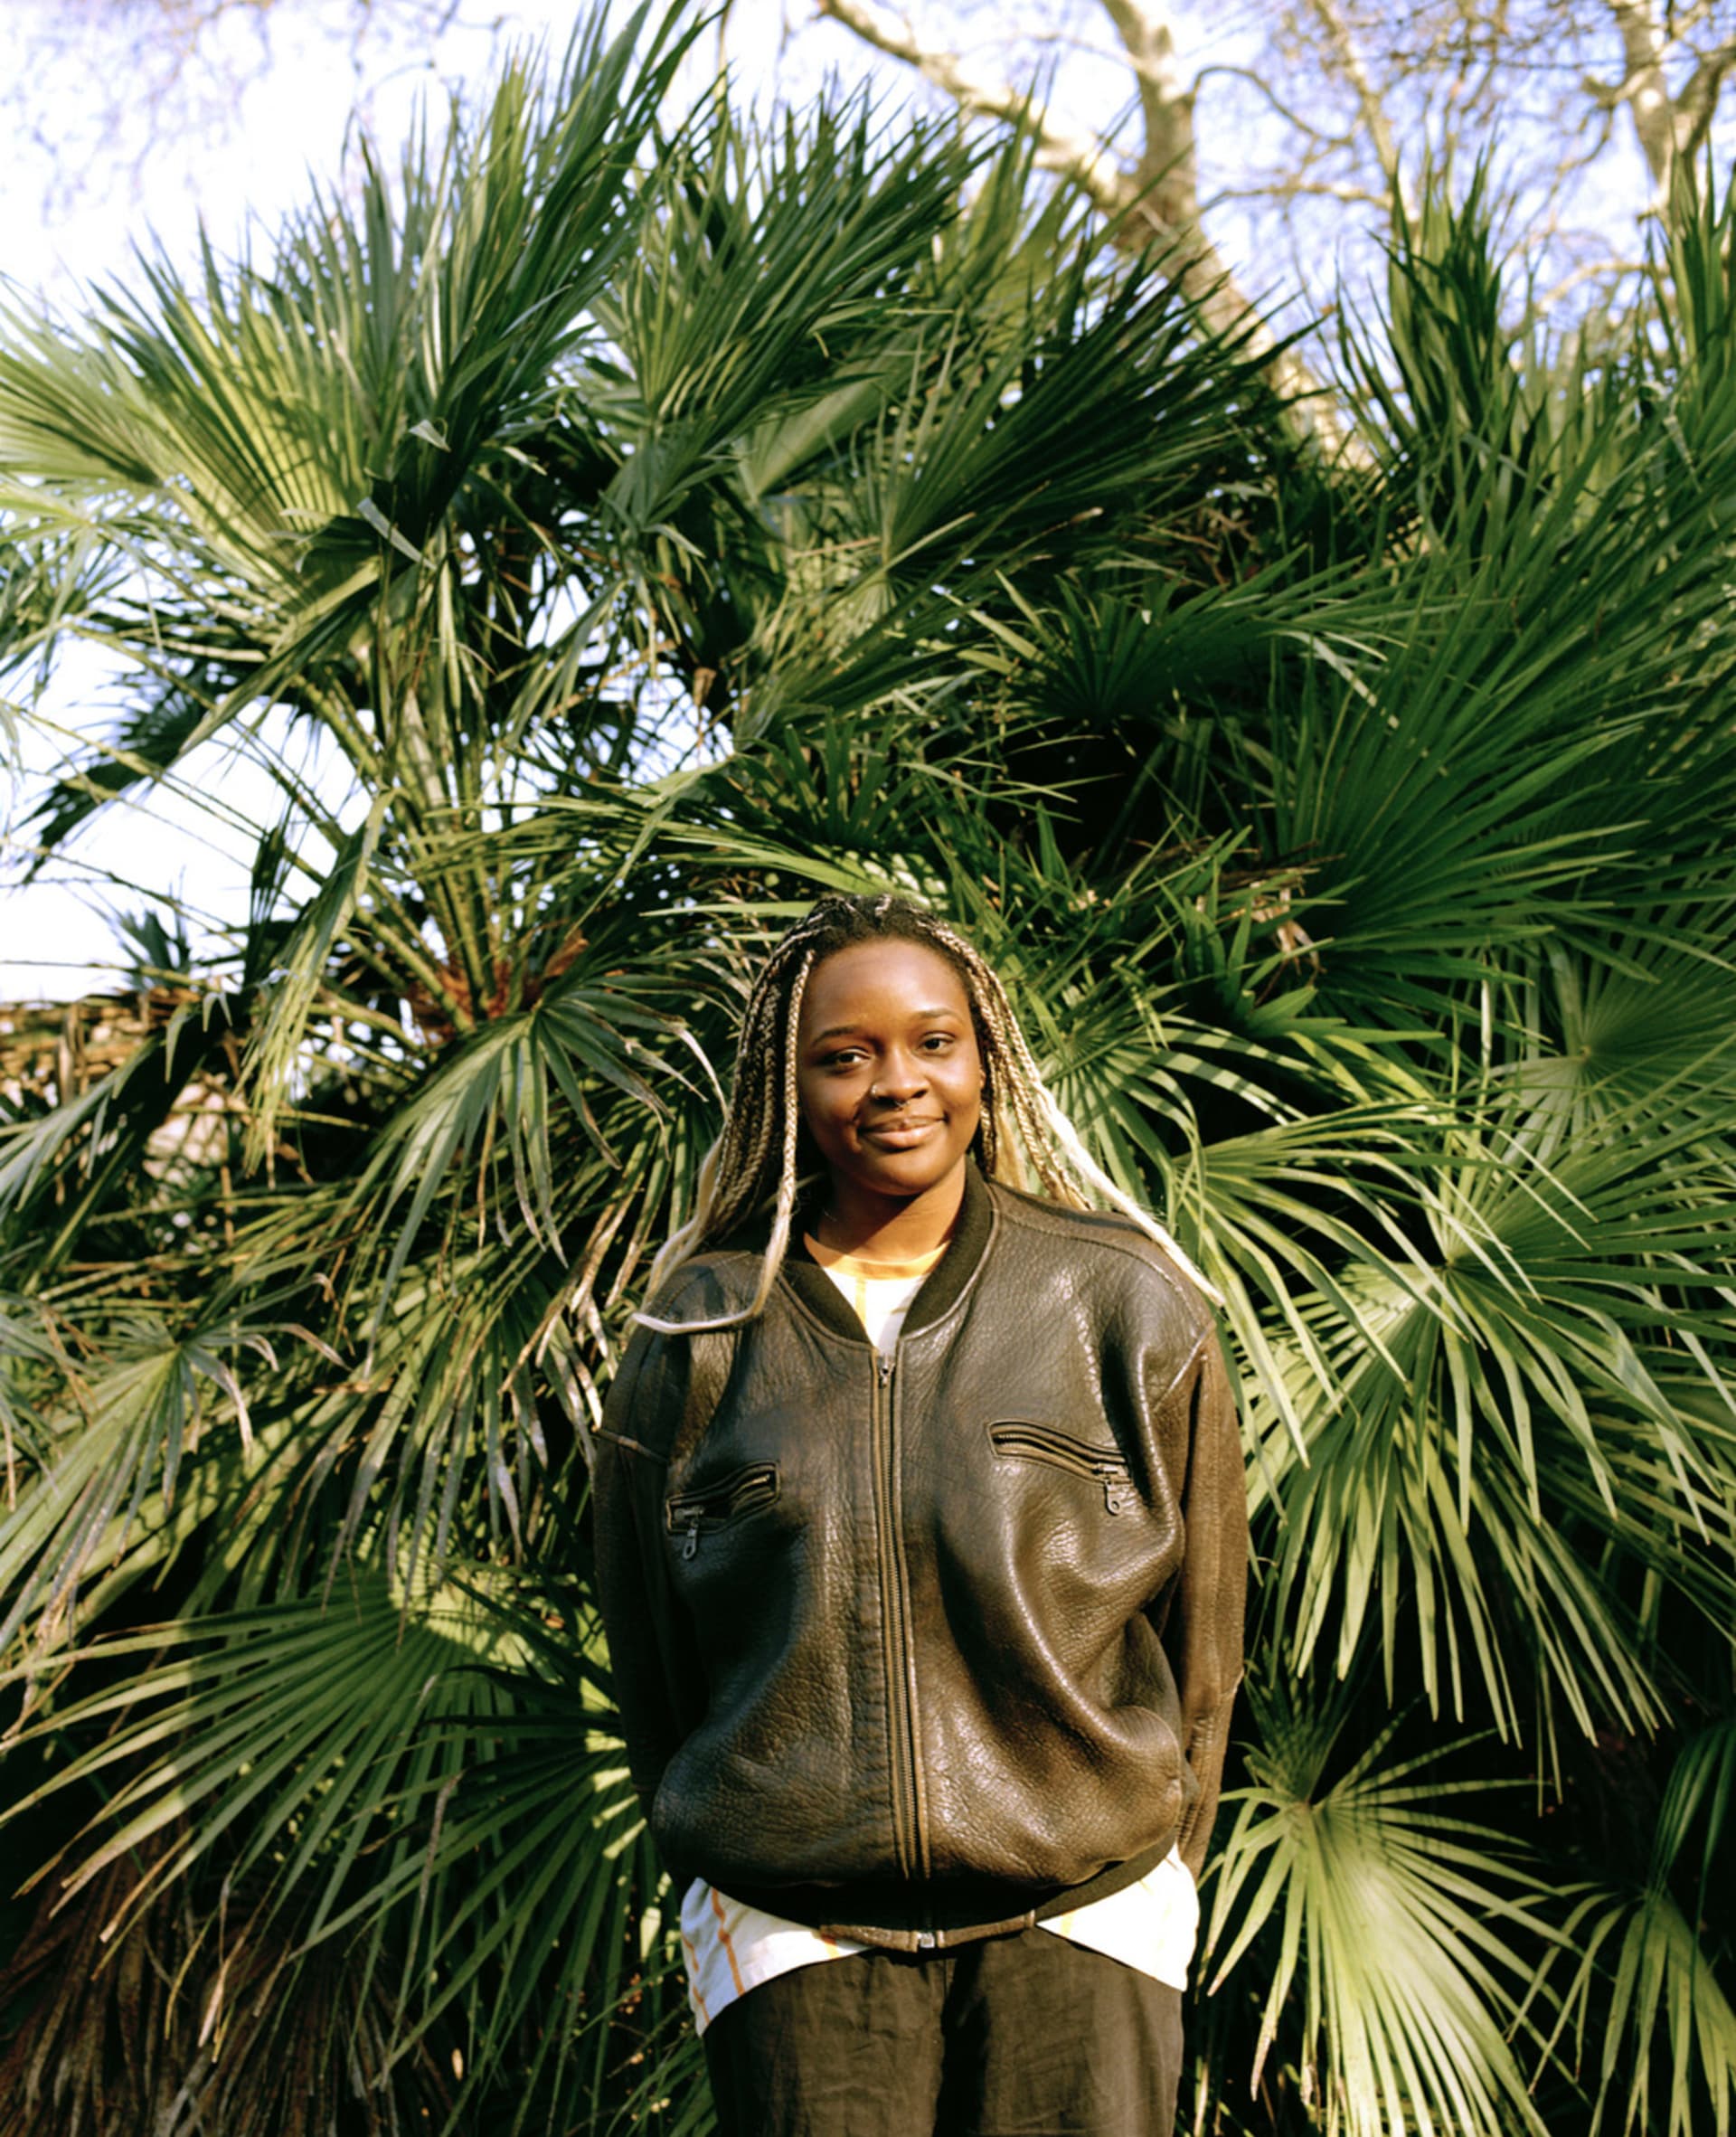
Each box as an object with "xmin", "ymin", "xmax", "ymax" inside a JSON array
[
  {"xmin": 1203, "ymin": 1678, "xmax": 1546, "ymax": 2137},
  {"xmin": 0, "ymin": 9, "xmax": 1732, "ymax": 2132}
]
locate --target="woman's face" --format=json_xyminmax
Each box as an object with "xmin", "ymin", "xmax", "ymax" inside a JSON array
[{"xmin": 795, "ymin": 939, "xmax": 984, "ymax": 1213}]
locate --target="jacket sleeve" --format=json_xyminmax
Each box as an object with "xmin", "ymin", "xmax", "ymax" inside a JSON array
[
  {"xmin": 590, "ymin": 1324, "xmax": 706, "ymax": 1858},
  {"xmin": 1156, "ymin": 1319, "xmax": 1249, "ymax": 1880}
]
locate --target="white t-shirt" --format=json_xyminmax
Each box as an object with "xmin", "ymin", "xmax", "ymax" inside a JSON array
[{"xmin": 676, "ymin": 1235, "xmax": 1199, "ymax": 2034}]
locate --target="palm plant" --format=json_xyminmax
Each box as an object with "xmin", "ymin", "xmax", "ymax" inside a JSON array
[{"xmin": 0, "ymin": 7, "xmax": 1731, "ymax": 2132}]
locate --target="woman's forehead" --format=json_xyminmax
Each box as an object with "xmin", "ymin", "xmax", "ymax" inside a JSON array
[{"xmin": 799, "ymin": 939, "xmax": 970, "ymax": 1027}]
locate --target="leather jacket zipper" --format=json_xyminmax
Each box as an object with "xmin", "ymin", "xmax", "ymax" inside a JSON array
[
  {"xmin": 989, "ymin": 1422, "xmax": 1133, "ymax": 1516},
  {"xmin": 873, "ymin": 1348, "xmax": 926, "ymax": 1879},
  {"xmin": 665, "ymin": 1461, "xmax": 779, "ymax": 1561}
]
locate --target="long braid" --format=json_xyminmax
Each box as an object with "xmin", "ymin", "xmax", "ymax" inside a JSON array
[
  {"xmin": 949, "ymin": 929, "xmax": 1218, "ymax": 1299},
  {"xmin": 741, "ymin": 952, "xmax": 812, "ymax": 1320},
  {"xmin": 639, "ymin": 894, "xmax": 1221, "ymax": 1331},
  {"xmin": 638, "ymin": 925, "xmax": 826, "ymax": 1332}
]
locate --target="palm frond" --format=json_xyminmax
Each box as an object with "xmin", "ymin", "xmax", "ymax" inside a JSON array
[{"xmin": 1203, "ymin": 1676, "xmax": 1549, "ymax": 2137}]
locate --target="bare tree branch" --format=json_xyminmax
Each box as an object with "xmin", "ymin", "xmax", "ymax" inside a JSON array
[
  {"xmin": 1678, "ymin": 40, "xmax": 1736, "ymax": 150},
  {"xmin": 1604, "ymin": 0, "xmax": 1700, "ymax": 196},
  {"xmin": 1207, "ymin": 180, "xmax": 1392, "ymax": 208},
  {"xmin": 1533, "ymin": 252, "xmax": 1649, "ymax": 312},
  {"xmin": 1098, "ymin": 0, "xmax": 1194, "ymax": 225},
  {"xmin": 1193, "ymin": 61, "xmax": 1363, "ymax": 149},
  {"xmin": 7, "ymin": 0, "xmax": 477, "ymax": 207},
  {"xmin": 816, "ymin": 0, "xmax": 1348, "ymax": 445},
  {"xmin": 784, "ymin": 0, "xmax": 1736, "ymax": 423},
  {"xmin": 814, "ymin": 0, "xmax": 1127, "ymax": 200},
  {"xmin": 1302, "ymin": 0, "xmax": 1406, "ymax": 194}
]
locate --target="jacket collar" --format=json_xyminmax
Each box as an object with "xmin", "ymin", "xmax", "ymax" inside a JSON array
[{"xmin": 780, "ymin": 1160, "xmax": 996, "ymax": 1344}]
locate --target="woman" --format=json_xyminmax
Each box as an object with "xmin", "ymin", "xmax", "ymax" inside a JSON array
[{"xmin": 593, "ymin": 894, "xmax": 1246, "ymax": 2135}]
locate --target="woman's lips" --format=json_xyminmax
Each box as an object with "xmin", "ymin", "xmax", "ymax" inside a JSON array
[{"xmin": 859, "ymin": 1118, "xmax": 942, "ymax": 1148}]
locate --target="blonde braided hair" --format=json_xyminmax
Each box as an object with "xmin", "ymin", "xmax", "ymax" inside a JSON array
[{"xmin": 637, "ymin": 894, "xmax": 1216, "ymax": 1330}]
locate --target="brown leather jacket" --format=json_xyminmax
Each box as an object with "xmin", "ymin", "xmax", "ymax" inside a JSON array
[{"xmin": 592, "ymin": 1166, "xmax": 1247, "ymax": 1953}]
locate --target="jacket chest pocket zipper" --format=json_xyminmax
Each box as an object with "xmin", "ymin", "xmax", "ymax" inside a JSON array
[
  {"xmin": 988, "ymin": 1423, "xmax": 1132, "ymax": 1516},
  {"xmin": 665, "ymin": 1462, "xmax": 779, "ymax": 1561}
]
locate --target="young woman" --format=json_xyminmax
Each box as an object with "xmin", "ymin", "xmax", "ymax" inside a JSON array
[{"xmin": 593, "ymin": 894, "xmax": 1247, "ymax": 2135}]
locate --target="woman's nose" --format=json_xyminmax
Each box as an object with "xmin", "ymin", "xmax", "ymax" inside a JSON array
[{"xmin": 871, "ymin": 1052, "xmax": 929, "ymax": 1100}]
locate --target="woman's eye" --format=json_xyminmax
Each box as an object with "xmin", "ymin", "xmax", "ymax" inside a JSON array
[{"xmin": 921, "ymin": 1034, "xmax": 955, "ymax": 1052}]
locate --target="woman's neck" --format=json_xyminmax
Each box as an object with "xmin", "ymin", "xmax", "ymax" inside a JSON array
[{"xmin": 810, "ymin": 1160, "xmax": 967, "ymax": 1262}]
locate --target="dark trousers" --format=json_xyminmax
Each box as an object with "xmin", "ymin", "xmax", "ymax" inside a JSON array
[{"xmin": 702, "ymin": 1928, "xmax": 1183, "ymax": 2136}]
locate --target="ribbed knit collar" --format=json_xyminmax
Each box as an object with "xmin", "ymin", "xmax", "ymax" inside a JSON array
[{"xmin": 781, "ymin": 1161, "xmax": 995, "ymax": 1344}]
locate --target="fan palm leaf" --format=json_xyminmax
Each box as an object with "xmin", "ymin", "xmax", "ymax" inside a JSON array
[
  {"xmin": 1, "ymin": 16, "xmax": 1734, "ymax": 2132},
  {"xmin": 1201, "ymin": 1674, "xmax": 1549, "ymax": 2137}
]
